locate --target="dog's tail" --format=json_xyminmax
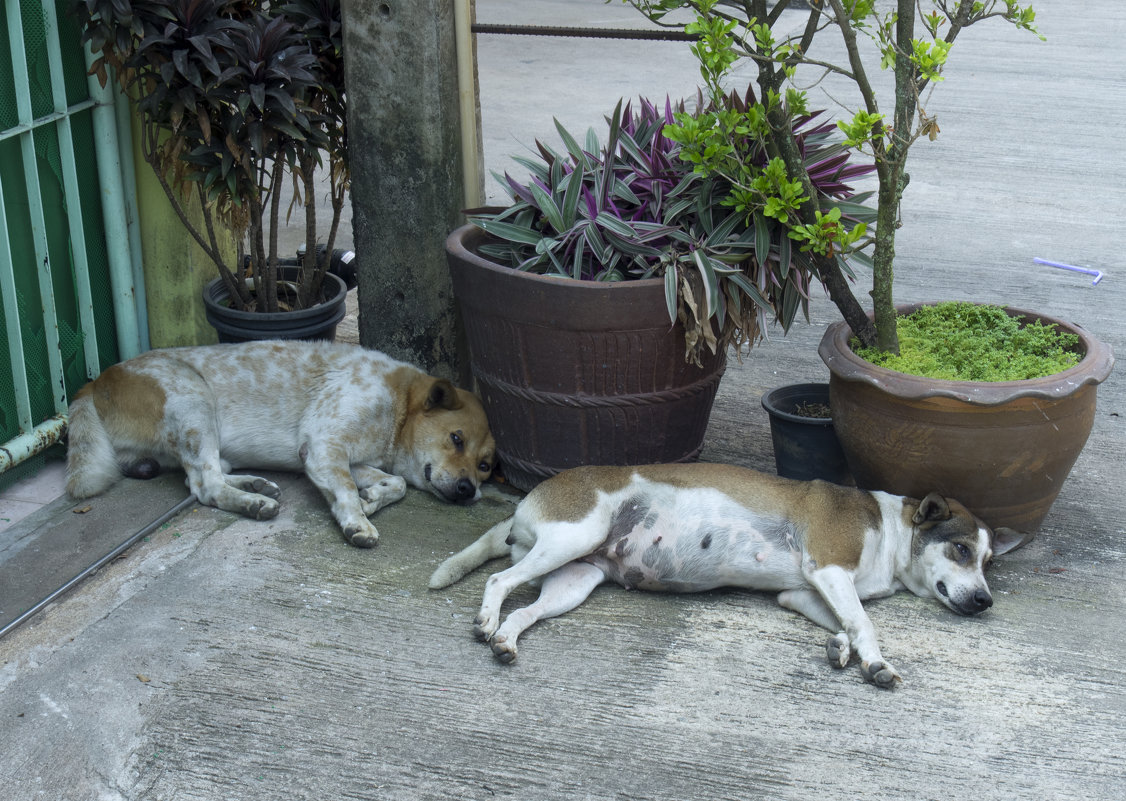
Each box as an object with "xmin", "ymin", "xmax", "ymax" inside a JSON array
[
  {"xmin": 428, "ymin": 516, "xmax": 514, "ymax": 589},
  {"xmin": 64, "ymin": 391, "xmax": 122, "ymax": 499}
]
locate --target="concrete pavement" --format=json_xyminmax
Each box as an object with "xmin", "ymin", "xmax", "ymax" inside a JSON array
[{"xmin": 1, "ymin": 2, "xmax": 1123, "ymax": 798}]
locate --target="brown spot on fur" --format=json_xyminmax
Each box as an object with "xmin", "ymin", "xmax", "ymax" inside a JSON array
[
  {"xmin": 527, "ymin": 466, "xmax": 637, "ymax": 523},
  {"xmin": 80, "ymin": 365, "xmax": 167, "ymax": 443}
]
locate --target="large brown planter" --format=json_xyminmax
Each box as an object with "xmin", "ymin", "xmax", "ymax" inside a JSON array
[
  {"xmin": 446, "ymin": 224, "xmax": 726, "ymax": 491},
  {"xmin": 818, "ymin": 304, "xmax": 1114, "ymax": 533}
]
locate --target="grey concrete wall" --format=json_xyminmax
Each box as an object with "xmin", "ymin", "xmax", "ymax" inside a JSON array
[{"xmin": 341, "ymin": 0, "xmax": 472, "ymax": 384}]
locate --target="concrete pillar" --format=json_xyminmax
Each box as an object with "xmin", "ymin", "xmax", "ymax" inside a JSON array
[{"xmin": 341, "ymin": 0, "xmax": 481, "ymax": 385}]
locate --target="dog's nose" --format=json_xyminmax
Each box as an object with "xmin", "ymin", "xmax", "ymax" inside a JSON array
[
  {"xmin": 971, "ymin": 589, "xmax": 993, "ymax": 612},
  {"xmin": 455, "ymin": 477, "xmax": 476, "ymax": 501}
]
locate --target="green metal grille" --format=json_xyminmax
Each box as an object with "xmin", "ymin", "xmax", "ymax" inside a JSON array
[{"xmin": 1, "ymin": 0, "xmax": 135, "ymax": 471}]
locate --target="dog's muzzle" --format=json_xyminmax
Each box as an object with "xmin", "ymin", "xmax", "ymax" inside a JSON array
[
  {"xmin": 937, "ymin": 582, "xmax": 993, "ymax": 615},
  {"xmin": 453, "ymin": 478, "xmax": 477, "ymax": 504},
  {"xmin": 425, "ymin": 465, "xmax": 478, "ymax": 505}
]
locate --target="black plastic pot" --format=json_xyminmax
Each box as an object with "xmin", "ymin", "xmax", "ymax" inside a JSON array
[
  {"xmin": 761, "ymin": 383, "xmax": 851, "ymax": 485},
  {"xmin": 203, "ymin": 266, "xmax": 348, "ymax": 343}
]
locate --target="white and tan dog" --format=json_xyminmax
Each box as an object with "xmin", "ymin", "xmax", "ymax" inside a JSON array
[
  {"xmin": 429, "ymin": 463, "xmax": 1030, "ymax": 687},
  {"xmin": 66, "ymin": 340, "xmax": 495, "ymax": 547}
]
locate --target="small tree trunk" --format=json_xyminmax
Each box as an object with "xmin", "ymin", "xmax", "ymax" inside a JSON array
[{"xmin": 870, "ymin": 179, "xmax": 900, "ymax": 354}]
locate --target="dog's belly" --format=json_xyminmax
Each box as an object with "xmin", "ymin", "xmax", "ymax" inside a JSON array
[{"xmin": 582, "ymin": 492, "xmax": 806, "ymax": 593}]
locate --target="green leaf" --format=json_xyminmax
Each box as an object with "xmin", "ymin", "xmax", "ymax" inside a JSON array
[
  {"xmin": 572, "ymin": 236, "xmax": 586, "ymax": 280},
  {"xmin": 753, "ymin": 213, "xmax": 770, "ymax": 268},
  {"xmin": 561, "ymin": 165, "xmax": 583, "ymax": 228},
  {"xmin": 693, "ymin": 250, "xmax": 719, "ymax": 317},
  {"xmin": 554, "ymin": 118, "xmax": 587, "ymax": 165},
  {"xmin": 664, "ymin": 262, "xmax": 678, "ymax": 324},
  {"xmin": 474, "ymin": 219, "xmax": 545, "ymax": 245},
  {"xmin": 530, "ymin": 181, "xmax": 566, "ymax": 232},
  {"xmin": 778, "ymin": 230, "xmax": 792, "ymax": 279},
  {"xmin": 725, "ymin": 271, "xmax": 771, "ymax": 312},
  {"xmin": 780, "ymin": 277, "xmax": 801, "ymax": 330}
]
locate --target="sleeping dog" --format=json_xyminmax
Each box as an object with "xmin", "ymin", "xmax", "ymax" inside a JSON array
[
  {"xmin": 429, "ymin": 463, "xmax": 1030, "ymax": 687},
  {"xmin": 66, "ymin": 340, "xmax": 495, "ymax": 547}
]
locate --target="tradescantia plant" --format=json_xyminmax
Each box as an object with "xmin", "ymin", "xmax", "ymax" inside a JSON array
[
  {"xmin": 70, "ymin": 0, "xmax": 348, "ymax": 313},
  {"xmin": 624, "ymin": 0, "xmax": 1042, "ymax": 354},
  {"xmin": 473, "ymin": 89, "xmax": 875, "ymax": 364}
]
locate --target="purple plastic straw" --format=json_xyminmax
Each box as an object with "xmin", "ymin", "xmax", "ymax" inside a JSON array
[{"xmin": 1034, "ymin": 257, "xmax": 1105, "ymax": 286}]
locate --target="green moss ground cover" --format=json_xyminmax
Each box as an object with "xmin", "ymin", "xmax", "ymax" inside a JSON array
[{"xmin": 854, "ymin": 302, "xmax": 1080, "ymax": 381}]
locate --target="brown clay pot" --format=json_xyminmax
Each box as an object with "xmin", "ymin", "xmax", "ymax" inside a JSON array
[
  {"xmin": 446, "ymin": 224, "xmax": 726, "ymax": 491},
  {"xmin": 818, "ymin": 303, "xmax": 1114, "ymax": 533}
]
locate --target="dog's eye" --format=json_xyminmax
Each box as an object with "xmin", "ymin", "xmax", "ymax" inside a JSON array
[
  {"xmin": 954, "ymin": 543, "xmax": 971, "ymax": 562},
  {"xmin": 450, "ymin": 432, "xmax": 463, "ymax": 451},
  {"xmin": 478, "ymin": 461, "xmax": 492, "ymax": 474}
]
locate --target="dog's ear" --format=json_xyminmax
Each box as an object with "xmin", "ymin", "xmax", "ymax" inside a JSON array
[
  {"xmin": 912, "ymin": 493, "xmax": 951, "ymax": 526},
  {"xmin": 423, "ymin": 379, "xmax": 463, "ymax": 412},
  {"xmin": 992, "ymin": 526, "xmax": 1034, "ymax": 556}
]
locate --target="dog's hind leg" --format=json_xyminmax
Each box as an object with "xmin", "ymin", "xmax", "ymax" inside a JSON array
[
  {"xmin": 488, "ymin": 561, "xmax": 606, "ymax": 663},
  {"xmin": 174, "ymin": 425, "xmax": 280, "ymax": 521},
  {"xmin": 473, "ymin": 520, "xmax": 606, "ymax": 641},
  {"xmin": 777, "ymin": 589, "xmax": 852, "ymax": 669}
]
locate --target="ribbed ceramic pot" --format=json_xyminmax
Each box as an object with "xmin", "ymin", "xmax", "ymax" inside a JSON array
[
  {"xmin": 446, "ymin": 224, "xmax": 726, "ymax": 491},
  {"xmin": 818, "ymin": 303, "xmax": 1114, "ymax": 533}
]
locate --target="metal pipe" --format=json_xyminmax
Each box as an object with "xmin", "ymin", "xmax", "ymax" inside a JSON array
[
  {"xmin": 470, "ymin": 23, "xmax": 697, "ymax": 41},
  {"xmin": 113, "ymin": 80, "xmax": 150, "ymax": 353},
  {"xmin": 0, "ymin": 416, "xmax": 67, "ymax": 475},
  {"xmin": 84, "ymin": 46, "xmax": 144, "ymax": 361}
]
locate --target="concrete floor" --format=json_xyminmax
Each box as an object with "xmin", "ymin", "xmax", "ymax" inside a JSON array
[{"xmin": 1, "ymin": 2, "xmax": 1123, "ymax": 799}]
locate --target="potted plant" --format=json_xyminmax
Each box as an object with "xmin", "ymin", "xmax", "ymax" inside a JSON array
[
  {"xmin": 71, "ymin": 0, "xmax": 350, "ymax": 341},
  {"xmin": 760, "ymin": 382, "xmax": 850, "ymax": 484},
  {"xmin": 623, "ymin": 0, "xmax": 1113, "ymax": 532},
  {"xmin": 447, "ymin": 91, "xmax": 874, "ymax": 490}
]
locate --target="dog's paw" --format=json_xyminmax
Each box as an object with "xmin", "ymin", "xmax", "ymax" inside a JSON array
[
  {"xmin": 826, "ymin": 633, "xmax": 851, "ymax": 668},
  {"xmin": 344, "ymin": 522, "xmax": 380, "ymax": 548},
  {"xmin": 359, "ymin": 476, "xmax": 407, "ymax": 514},
  {"xmin": 472, "ymin": 614, "xmax": 498, "ymax": 642},
  {"xmin": 252, "ymin": 478, "xmax": 282, "ymax": 500},
  {"xmin": 242, "ymin": 496, "xmax": 279, "ymax": 521},
  {"xmin": 860, "ymin": 660, "xmax": 902, "ymax": 689},
  {"xmin": 228, "ymin": 475, "xmax": 282, "ymax": 500},
  {"xmin": 257, "ymin": 499, "xmax": 279, "ymax": 520},
  {"xmin": 489, "ymin": 634, "xmax": 517, "ymax": 664}
]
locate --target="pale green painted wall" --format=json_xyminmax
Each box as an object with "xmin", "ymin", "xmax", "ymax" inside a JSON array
[{"xmin": 128, "ymin": 114, "xmax": 235, "ymax": 348}]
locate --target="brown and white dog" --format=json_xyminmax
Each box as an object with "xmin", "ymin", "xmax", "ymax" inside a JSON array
[
  {"xmin": 66, "ymin": 341, "xmax": 495, "ymax": 547},
  {"xmin": 429, "ymin": 463, "xmax": 1030, "ymax": 687}
]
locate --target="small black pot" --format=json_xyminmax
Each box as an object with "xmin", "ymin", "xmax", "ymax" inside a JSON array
[
  {"xmin": 203, "ymin": 266, "xmax": 348, "ymax": 343},
  {"xmin": 761, "ymin": 383, "xmax": 851, "ymax": 485}
]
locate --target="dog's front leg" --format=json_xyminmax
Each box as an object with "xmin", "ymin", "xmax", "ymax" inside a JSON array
[
  {"xmin": 301, "ymin": 442, "xmax": 380, "ymax": 547},
  {"xmin": 488, "ymin": 561, "xmax": 606, "ymax": 663},
  {"xmin": 351, "ymin": 464, "xmax": 407, "ymax": 515},
  {"xmin": 803, "ymin": 565, "xmax": 902, "ymax": 689}
]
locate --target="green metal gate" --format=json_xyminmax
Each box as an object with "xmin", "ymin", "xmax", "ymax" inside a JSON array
[{"xmin": 1, "ymin": 0, "xmax": 146, "ymax": 477}]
